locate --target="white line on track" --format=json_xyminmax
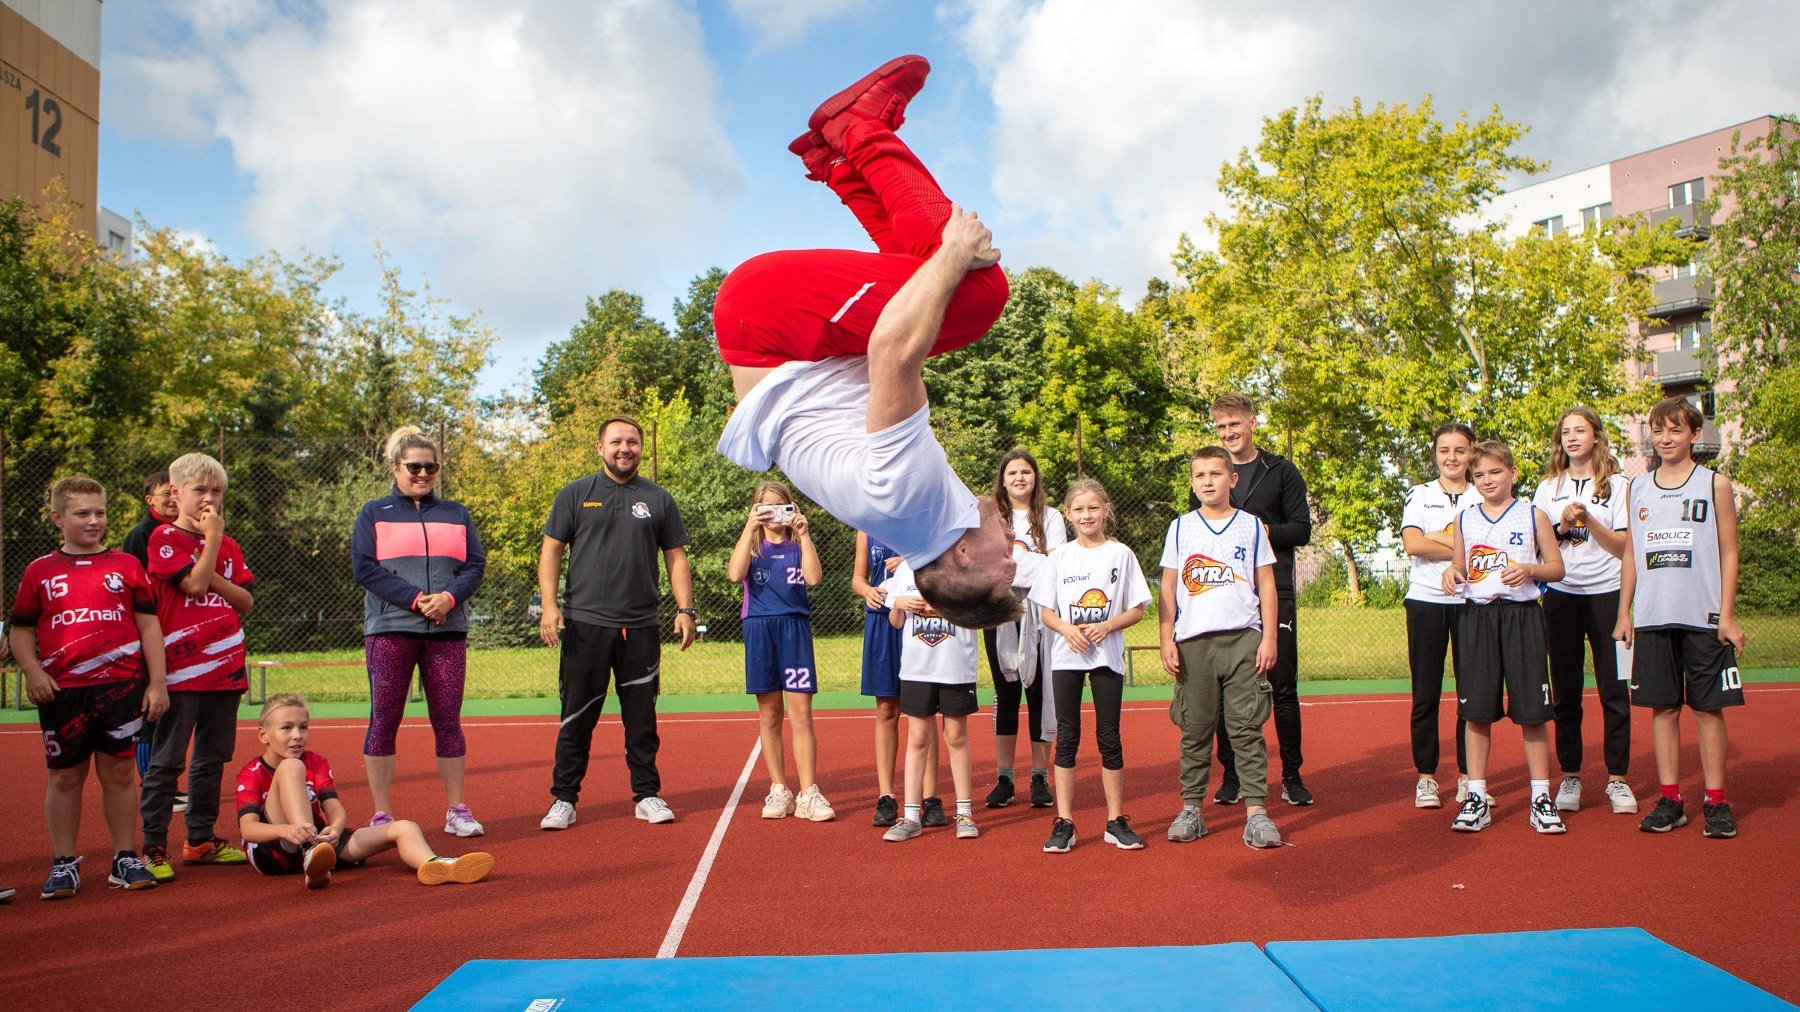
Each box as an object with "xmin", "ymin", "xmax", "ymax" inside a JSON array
[{"xmin": 656, "ymin": 738, "xmax": 761, "ymax": 959}]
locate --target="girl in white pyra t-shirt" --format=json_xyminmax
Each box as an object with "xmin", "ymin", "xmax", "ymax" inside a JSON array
[{"xmin": 1028, "ymin": 479, "xmax": 1151, "ymax": 854}]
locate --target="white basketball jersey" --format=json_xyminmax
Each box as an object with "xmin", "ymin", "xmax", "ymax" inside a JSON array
[
  {"xmin": 1627, "ymin": 465, "xmax": 1723, "ymax": 630},
  {"xmin": 1402, "ymin": 481, "xmax": 1470, "ymax": 604},
  {"xmin": 1456, "ymin": 499, "xmax": 1543, "ymax": 604}
]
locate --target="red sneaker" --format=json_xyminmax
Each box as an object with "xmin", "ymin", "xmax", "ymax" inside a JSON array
[
  {"xmin": 787, "ymin": 130, "xmax": 839, "ymax": 182},
  {"xmin": 809, "ymin": 55, "xmax": 930, "ymax": 149}
]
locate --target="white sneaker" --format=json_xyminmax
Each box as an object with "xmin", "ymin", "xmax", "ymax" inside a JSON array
[
  {"xmin": 540, "ymin": 800, "xmax": 577, "ymax": 831},
  {"xmin": 1530, "ymin": 795, "xmax": 1568, "ymax": 834},
  {"xmin": 1415, "ymin": 777, "xmax": 1442, "ymax": 809},
  {"xmin": 1451, "ymin": 794, "xmax": 1490, "ymax": 832},
  {"xmin": 635, "ymin": 796, "xmax": 676, "ymax": 824},
  {"xmin": 762, "ymin": 785, "xmax": 795, "ymax": 820},
  {"xmin": 794, "ymin": 785, "xmax": 836, "ymax": 822},
  {"xmin": 444, "ymin": 804, "xmax": 485, "ymax": 837},
  {"xmin": 1555, "ymin": 775, "xmax": 1582, "ymax": 812},
  {"xmin": 1605, "ymin": 780, "xmax": 1639, "ymax": 814}
]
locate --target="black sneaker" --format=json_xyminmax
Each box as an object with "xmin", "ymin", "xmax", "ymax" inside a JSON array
[
  {"xmin": 1043, "ymin": 818, "xmax": 1076, "ymax": 853},
  {"xmin": 1029, "ymin": 772, "xmax": 1054, "ymax": 808},
  {"xmin": 1281, "ymin": 777, "xmax": 1315, "ymax": 806},
  {"xmin": 871, "ymin": 794, "xmax": 899, "ymax": 828},
  {"xmin": 1639, "ymin": 796, "xmax": 1688, "ymax": 833},
  {"xmin": 1212, "ymin": 777, "xmax": 1242, "ymax": 805},
  {"xmin": 1702, "ymin": 801, "xmax": 1737, "ymax": 839},
  {"xmin": 921, "ymin": 796, "xmax": 948, "ymax": 827},
  {"xmin": 984, "ymin": 775, "xmax": 1015, "ymax": 809},
  {"xmin": 1103, "ymin": 816, "xmax": 1146, "ymax": 850}
]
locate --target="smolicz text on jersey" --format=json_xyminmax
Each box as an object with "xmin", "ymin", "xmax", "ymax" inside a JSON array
[{"xmin": 1644, "ymin": 528, "xmax": 1694, "ymax": 570}]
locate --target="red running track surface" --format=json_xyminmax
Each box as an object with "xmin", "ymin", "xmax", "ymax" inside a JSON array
[{"xmin": 0, "ymin": 686, "xmax": 1794, "ymax": 1010}]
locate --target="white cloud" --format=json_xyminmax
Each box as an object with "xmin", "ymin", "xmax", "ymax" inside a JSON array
[
  {"xmin": 114, "ymin": 0, "xmax": 742, "ymax": 339},
  {"xmin": 724, "ymin": 0, "xmax": 870, "ymax": 53},
  {"xmin": 941, "ymin": 0, "xmax": 1797, "ymax": 292}
]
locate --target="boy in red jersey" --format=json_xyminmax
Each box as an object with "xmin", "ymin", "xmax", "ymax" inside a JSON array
[
  {"xmin": 237, "ymin": 694, "xmax": 493, "ymax": 888},
  {"xmin": 9, "ymin": 476, "xmax": 169, "ymax": 898},
  {"xmin": 140, "ymin": 452, "xmax": 254, "ymax": 880}
]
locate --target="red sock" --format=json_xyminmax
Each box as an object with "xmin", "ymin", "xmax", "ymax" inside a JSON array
[
  {"xmin": 1661, "ymin": 784, "xmax": 1682, "ymax": 802},
  {"xmin": 1703, "ymin": 788, "xmax": 1726, "ymax": 806}
]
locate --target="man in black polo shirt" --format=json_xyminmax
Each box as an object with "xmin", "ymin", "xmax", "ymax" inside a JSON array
[
  {"xmin": 122, "ymin": 469, "xmax": 178, "ymax": 566},
  {"xmin": 1190, "ymin": 393, "xmax": 1316, "ymax": 807},
  {"xmin": 538, "ymin": 415, "xmax": 697, "ymax": 830}
]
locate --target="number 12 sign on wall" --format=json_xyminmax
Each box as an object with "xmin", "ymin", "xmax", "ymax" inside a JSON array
[{"xmin": 0, "ymin": 2, "xmax": 100, "ymax": 238}]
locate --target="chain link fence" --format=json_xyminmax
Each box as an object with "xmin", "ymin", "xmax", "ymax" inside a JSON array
[{"xmin": 5, "ymin": 432, "xmax": 1796, "ymax": 704}]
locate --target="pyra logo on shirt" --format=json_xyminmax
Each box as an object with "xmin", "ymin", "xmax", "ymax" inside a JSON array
[
  {"xmin": 1181, "ymin": 555, "xmax": 1240, "ymax": 594},
  {"xmin": 103, "ymin": 571, "xmax": 124, "ymax": 593},
  {"xmin": 1467, "ymin": 546, "xmax": 1508, "ymax": 582},
  {"xmin": 1069, "ymin": 588, "xmax": 1111, "ymax": 624},
  {"xmin": 914, "ymin": 614, "xmax": 953, "ymax": 646},
  {"xmin": 632, "ymin": 502, "xmax": 651, "ymax": 519}
]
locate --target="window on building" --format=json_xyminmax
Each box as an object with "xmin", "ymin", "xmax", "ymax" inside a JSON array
[
  {"xmin": 1669, "ymin": 178, "xmax": 1705, "ymax": 207},
  {"xmin": 1671, "ymin": 260, "xmax": 1699, "ymax": 279},
  {"xmin": 1580, "ymin": 203, "xmax": 1613, "ymax": 229},
  {"xmin": 1532, "ymin": 215, "xmax": 1565, "ymax": 238},
  {"xmin": 1676, "ymin": 322, "xmax": 1705, "ymax": 350},
  {"xmin": 1687, "ymin": 390, "xmax": 1716, "ymax": 417}
]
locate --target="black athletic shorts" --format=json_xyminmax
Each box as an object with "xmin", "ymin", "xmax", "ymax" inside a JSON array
[
  {"xmin": 248, "ymin": 831, "xmax": 364, "ymax": 875},
  {"xmin": 898, "ymin": 680, "xmax": 979, "ymax": 719},
  {"xmin": 37, "ymin": 680, "xmax": 145, "ymax": 769},
  {"xmin": 1455, "ymin": 601, "xmax": 1552, "ymax": 725},
  {"xmin": 1630, "ymin": 627, "xmax": 1745, "ymax": 711}
]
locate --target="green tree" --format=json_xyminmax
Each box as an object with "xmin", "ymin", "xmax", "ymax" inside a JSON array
[
  {"xmin": 1171, "ymin": 96, "xmax": 1688, "ymax": 599},
  {"xmin": 535, "ymin": 290, "xmax": 672, "ymax": 419}
]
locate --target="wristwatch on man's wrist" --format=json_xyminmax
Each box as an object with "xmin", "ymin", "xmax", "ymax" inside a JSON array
[{"xmin": 676, "ymin": 607, "xmax": 697, "ymax": 617}]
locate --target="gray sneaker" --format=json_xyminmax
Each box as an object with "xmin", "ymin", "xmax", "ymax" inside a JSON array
[
  {"xmin": 1555, "ymin": 775, "xmax": 1582, "ymax": 812},
  {"xmin": 1243, "ymin": 811, "xmax": 1283, "ymax": 850},
  {"xmin": 882, "ymin": 819, "xmax": 922, "ymax": 843},
  {"xmin": 1167, "ymin": 806, "xmax": 1208, "ymax": 843}
]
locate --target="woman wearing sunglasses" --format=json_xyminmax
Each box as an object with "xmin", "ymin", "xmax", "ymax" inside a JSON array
[{"xmin": 350, "ymin": 425, "xmax": 488, "ymax": 837}]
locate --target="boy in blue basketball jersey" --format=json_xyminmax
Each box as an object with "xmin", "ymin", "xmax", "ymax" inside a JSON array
[{"xmin": 728, "ymin": 481, "xmax": 833, "ymax": 822}]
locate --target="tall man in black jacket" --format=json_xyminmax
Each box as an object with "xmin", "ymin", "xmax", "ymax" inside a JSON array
[{"xmin": 1189, "ymin": 393, "xmax": 1316, "ymax": 806}]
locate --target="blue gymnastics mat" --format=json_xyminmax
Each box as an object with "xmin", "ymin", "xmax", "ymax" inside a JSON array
[
  {"xmin": 412, "ymin": 943, "xmax": 1316, "ymax": 1011},
  {"xmin": 1264, "ymin": 927, "xmax": 1795, "ymax": 1010}
]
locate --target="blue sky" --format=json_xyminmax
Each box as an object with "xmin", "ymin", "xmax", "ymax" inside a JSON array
[{"xmin": 100, "ymin": 1, "xmax": 1794, "ymax": 397}]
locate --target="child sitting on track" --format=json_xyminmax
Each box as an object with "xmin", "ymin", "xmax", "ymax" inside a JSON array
[
  {"xmin": 727, "ymin": 480, "xmax": 833, "ymax": 822},
  {"xmin": 10, "ymin": 476, "xmax": 170, "ymax": 898},
  {"xmin": 1160, "ymin": 448, "xmax": 1284, "ymax": 850},
  {"xmin": 882, "ymin": 561, "xmax": 981, "ymax": 841},
  {"xmin": 236, "ymin": 693, "xmax": 494, "ymax": 888},
  {"xmin": 1442, "ymin": 440, "xmax": 1567, "ymax": 835},
  {"xmin": 1029, "ymin": 479, "xmax": 1150, "ymax": 853}
]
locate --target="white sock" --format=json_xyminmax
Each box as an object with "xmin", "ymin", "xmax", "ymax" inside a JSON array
[
  {"xmin": 1469, "ymin": 779, "xmax": 1488, "ymax": 800},
  {"xmin": 903, "ymin": 804, "xmax": 920, "ymax": 824},
  {"xmin": 956, "ymin": 799, "xmax": 972, "ymax": 817},
  {"xmin": 1531, "ymin": 779, "xmax": 1550, "ymax": 802}
]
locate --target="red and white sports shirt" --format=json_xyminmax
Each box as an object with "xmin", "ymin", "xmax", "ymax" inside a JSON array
[
  {"xmin": 235, "ymin": 751, "xmax": 337, "ymax": 829},
  {"xmin": 8, "ymin": 549, "xmax": 154, "ymax": 688},
  {"xmin": 147, "ymin": 524, "xmax": 253, "ymax": 692}
]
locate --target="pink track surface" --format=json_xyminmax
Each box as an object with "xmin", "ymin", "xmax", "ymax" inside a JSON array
[{"xmin": 0, "ymin": 686, "xmax": 1794, "ymax": 1010}]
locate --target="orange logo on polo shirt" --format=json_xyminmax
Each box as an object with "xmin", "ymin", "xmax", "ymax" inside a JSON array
[
  {"xmin": 1069, "ymin": 588, "xmax": 1111, "ymax": 625},
  {"xmin": 583, "ymin": 501, "xmax": 604, "ymax": 508},
  {"xmin": 1181, "ymin": 555, "xmax": 1239, "ymax": 594},
  {"xmin": 1467, "ymin": 546, "xmax": 1508, "ymax": 582}
]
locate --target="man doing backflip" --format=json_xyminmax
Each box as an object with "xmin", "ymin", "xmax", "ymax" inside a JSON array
[{"xmin": 715, "ymin": 55, "xmax": 1019, "ymax": 629}]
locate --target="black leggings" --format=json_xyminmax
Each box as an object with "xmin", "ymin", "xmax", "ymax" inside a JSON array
[
  {"xmin": 982, "ymin": 626, "xmax": 1047, "ymax": 742},
  {"xmin": 1542, "ymin": 588, "xmax": 1629, "ymax": 776},
  {"xmin": 1052, "ymin": 667, "xmax": 1123, "ymax": 771},
  {"xmin": 1406, "ymin": 599, "xmax": 1468, "ymax": 775}
]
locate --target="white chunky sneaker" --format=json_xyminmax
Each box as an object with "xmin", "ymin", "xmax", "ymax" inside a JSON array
[
  {"xmin": 762, "ymin": 785, "xmax": 796, "ymax": 820},
  {"xmin": 794, "ymin": 785, "xmax": 836, "ymax": 822},
  {"xmin": 1531, "ymin": 795, "xmax": 1569, "ymax": 834},
  {"xmin": 444, "ymin": 804, "xmax": 485, "ymax": 837},
  {"xmin": 1415, "ymin": 777, "xmax": 1442, "ymax": 809},
  {"xmin": 635, "ymin": 796, "xmax": 676, "ymax": 824},
  {"xmin": 540, "ymin": 800, "xmax": 577, "ymax": 831}
]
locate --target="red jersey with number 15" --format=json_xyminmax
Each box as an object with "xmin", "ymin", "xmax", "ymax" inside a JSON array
[
  {"xmin": 147, "ymin": 524, "xmax": 253, "ymax": 693},
  {"xmin": 8, "ymin": 549, "xmax": 154, "ymax": 688}
]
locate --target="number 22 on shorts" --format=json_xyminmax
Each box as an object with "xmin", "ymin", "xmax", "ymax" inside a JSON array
[{"xmin": 782, "ymin": 667, "xmax": 814, "ymax": 691}]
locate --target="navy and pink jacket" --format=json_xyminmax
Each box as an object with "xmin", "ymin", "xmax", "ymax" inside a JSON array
[{"xmin": 351, "ymin": 487, "xmax": 486, "ymax": 637}]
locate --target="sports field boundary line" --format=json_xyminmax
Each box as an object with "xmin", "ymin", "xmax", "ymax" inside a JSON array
[
  {"xmin": 656, "ymin": 739, "xmax": 761, "ymax": 959},
  {"xmin": 0, "ymin": 686, "xmax": 1794, "ymax": 735}
]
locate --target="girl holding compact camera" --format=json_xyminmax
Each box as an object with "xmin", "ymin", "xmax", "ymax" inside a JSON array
[{"xmin": 727, "ymin": 480, "xmax": 834, "ymax": 821}]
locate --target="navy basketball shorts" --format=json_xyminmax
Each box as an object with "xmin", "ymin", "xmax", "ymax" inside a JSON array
[{"xmin": 743, "ymin": 615, "xmax": 818, "ymax": 694}]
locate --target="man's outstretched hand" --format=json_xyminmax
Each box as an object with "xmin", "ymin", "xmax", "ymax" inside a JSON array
[{"xmin": 942, "ymin": 203, "xmax": 1000, "ymax": 271}]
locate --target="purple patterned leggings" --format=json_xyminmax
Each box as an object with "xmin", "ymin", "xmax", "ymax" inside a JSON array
[{"xmin": 363, "ymin": 634, "xmax": 467, "ymax": 758}]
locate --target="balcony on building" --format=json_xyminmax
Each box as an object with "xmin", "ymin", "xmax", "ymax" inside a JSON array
[
  {"xmin": 1651, "ymin": 275, "xmax": 1714, "ymax": 316},
  {"xmin": 1654, "ymin": 346, "xmax": 1707, "ymax": 385},
  {"xmin": 1650, "ymin": 203, "xmax": 1712, "ymax": 240}
]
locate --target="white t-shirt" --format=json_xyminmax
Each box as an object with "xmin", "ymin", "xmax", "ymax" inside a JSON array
[
  {"xmin": 887, "ymin": 563, "xmax": 980, "ymax": 685},
  {"xmin": 1010, "ymin": 506, "xmax": 1068, "ymax": 554},
  {"xmin": 1027, "ymin": 540, "xmax": 1152, "ymax": 675},
  {"xmin": 1401, "ymin": 480, "xmax": 1471, "ymax": 605},
  {"xmin": 1532, "ymin": 473, "xmax": 1628, "ymax": 595},
  {"xmin": 1159, "ymin": 509, "xmax": 1273, "ymax": 640},
  {"xmin": 717, "ymin": 358, "xmax": 979, "ymax": 567}
]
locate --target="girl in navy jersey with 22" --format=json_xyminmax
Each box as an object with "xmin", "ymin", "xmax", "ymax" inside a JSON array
[{"xmin": 729, "ymin": 480, "xmax": 834, "ymax": 822}]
